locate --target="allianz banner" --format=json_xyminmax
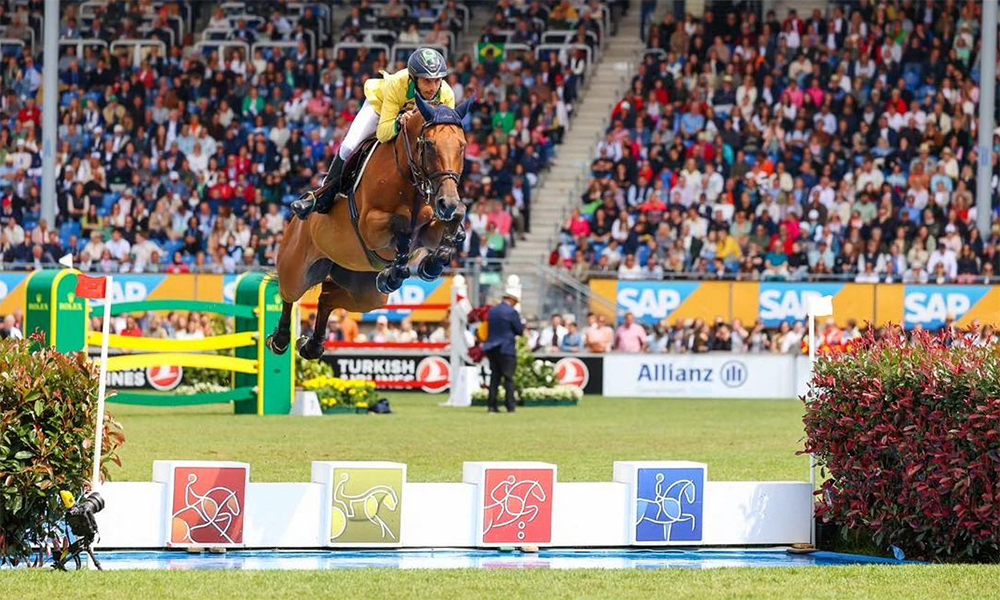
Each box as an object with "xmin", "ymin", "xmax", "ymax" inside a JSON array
[{"xmin": 602, "ymin": 354, "xmax": 797, "ymax": 399}]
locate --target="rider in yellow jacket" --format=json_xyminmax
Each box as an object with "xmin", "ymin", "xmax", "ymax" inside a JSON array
[{"xmin": 292, "ymin": 48, "xmax": 455, "ymax": 219}]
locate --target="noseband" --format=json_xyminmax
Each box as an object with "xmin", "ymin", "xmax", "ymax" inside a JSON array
[{"xmin": 394, "ymin": 117, "xmax": 463, "ymax": 209}]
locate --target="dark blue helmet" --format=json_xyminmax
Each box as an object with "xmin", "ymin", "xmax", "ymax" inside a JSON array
[{"xmin": 407, "ymin": 48, "xmax": 448, "ymax": 80}]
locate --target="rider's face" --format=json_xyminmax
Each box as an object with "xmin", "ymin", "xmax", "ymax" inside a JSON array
[{"xmin": 416, "ymin": 77, "xmax": 442, "ymax": 100}]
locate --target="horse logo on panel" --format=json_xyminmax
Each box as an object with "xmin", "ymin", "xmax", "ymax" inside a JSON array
[
  {"xmin": 168, "ymin": 466, "xmax": 248, "ymax": 546},
  {"xmin": 481, "ymin": 468, "xmax": 554, "ymax": 544},
  {"xmin": 327, "ymin": 467, "xmax": 404, "ymax": 544},
  {"xmin": 634, "ymin": 467, "xmax": 704, "ymax": 542}
]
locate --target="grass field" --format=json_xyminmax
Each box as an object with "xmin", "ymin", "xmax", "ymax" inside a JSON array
[{"xmin": 7, "ymin": 394, "xmax": 1000, "ymax": 599}]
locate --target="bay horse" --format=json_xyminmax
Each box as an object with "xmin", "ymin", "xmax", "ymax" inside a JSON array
[{"xmin": 266, "ymin": 93, "xmax": 472, "ymax": 359}]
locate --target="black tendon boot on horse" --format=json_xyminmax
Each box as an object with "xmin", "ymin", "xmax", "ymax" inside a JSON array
[{"xmin": 292, "ymin": 156, "xmax": 345, "ymax": 219}]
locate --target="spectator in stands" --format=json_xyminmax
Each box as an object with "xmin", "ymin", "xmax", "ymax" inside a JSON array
[
  {"xmin": 536, "ymin": 313, "xmax": 568, "ymax": 353},
  {"xmin": 0, "ymin": 314, "xmax": 23, "ymax": 340},
  {"xmin": 584, "ymin": 313, "xmax": 613, "ymax": 353},
  {"xmin": 559, "ymin": 320, "xmax": 584, "ymax": 352},
  {"xmin": 614, "ymin": 312, "xmax": 647, "ymax": 352}
]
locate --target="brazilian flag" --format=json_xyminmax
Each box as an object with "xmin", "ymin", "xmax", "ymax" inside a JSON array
[{"xmin": 477, "ymin": 42, "xmax": 505, "ymax": 64}]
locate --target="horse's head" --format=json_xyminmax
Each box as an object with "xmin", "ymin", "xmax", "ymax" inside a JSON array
[{"xmin": 412, "ymin": 93, "xmax": 473, "ymax": 221}]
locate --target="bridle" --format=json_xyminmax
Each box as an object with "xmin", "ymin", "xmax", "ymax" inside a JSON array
[{"xmin": 393, "ymin": 115, "xmax": 463, "ymax": 211}]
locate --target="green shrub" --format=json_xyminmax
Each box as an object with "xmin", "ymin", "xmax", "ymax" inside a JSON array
[
  {"xmin": 514, "ymin": 336, "xmax": 556, "ymax": 391},
  {"xmin": 0, "ymin": 336, "xmax": 125, "ymax": 566},
  {"xmin": 804, "ymin": 328, "xmax": 1000, "ymax": 562}
]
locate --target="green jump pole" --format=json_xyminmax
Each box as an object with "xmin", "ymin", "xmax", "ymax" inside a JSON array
[{"xmin": 234, "ymin": 272, "xmax": 296, "ymax": 415}]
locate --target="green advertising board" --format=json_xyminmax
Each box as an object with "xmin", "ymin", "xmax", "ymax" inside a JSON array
[
  {"xmin": 24, "ymin": 269, "xmax": 87, "ymax": 353},
  {"xmin": 234, "ymin": 271, "xmax": 295, "ymax": 415}
]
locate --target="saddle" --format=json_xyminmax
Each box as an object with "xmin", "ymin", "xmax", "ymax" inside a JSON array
[{"xmin": 340, "ymin": 136, "xmax": 380, "ymax": 196}]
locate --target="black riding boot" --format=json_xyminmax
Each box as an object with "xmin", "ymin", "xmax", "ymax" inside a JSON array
[{"xmin": 291, "ymin": 156, "xmax": 345, "ymax": 219}]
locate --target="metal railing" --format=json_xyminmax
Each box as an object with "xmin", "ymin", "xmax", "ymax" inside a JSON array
[{"xmin": 449, "ymin": 258, "xmax": 615, "ymax": 320}]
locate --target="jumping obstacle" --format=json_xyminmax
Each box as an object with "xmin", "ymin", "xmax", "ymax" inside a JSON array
[
  {"xmin": 92, "ymin": 458, "xmax": 812, "ymax": 549},
  {"xmin": 24, "ymin": 270, "xmax": 295, "ymax": 415}
]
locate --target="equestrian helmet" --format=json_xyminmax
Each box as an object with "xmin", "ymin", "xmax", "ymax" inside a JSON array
[{"xmin": 408, "ymin": 48, "xmax": 448, "ymax": 80}]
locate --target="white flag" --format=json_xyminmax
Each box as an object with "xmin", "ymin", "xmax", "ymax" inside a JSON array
[
  {"xmin": 807, "ymin": 295, "xmax": 834, "ymax": 317},
  {"xmin": 58, "ymin": 253, "xmax": 74, "ymax": 268}
]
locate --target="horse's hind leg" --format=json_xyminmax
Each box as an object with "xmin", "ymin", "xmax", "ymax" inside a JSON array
[
  {"xmin": 265, "ymin": 301, "xmax": 295, "ymax": 354},
  {"xmin": 297, "ymin": 279, "xmax": 340, "ymax": 360}
]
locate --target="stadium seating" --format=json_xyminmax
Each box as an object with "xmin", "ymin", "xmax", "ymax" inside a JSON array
[
  {"xmin": 555, "ymin": 1, "xmax": 998, "ymax": 288},
  {"xmin": 0, "ymin": 0, "xmax": 620, "ymax": 275}
]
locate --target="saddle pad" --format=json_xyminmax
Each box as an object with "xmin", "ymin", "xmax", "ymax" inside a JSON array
[{"xmin": 344, "ymin": 137, "xmax": 381, "ymax": 194}]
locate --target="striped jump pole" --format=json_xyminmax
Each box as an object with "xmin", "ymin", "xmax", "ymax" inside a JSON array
[{"xmin": 24, "ymin": 270, "xmax": 295, "ymax": 415}]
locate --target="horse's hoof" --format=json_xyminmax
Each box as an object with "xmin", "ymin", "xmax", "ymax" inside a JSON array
[
  {"xmin": 296, "ymin": 336, "xmax": 325, "ymax": 360},
  {"xmin": 266, "ymin": 332, "xmax": 290, "ymax": 355},
  {"xmin": 376, "ymin": 271, "xmax": 395, "ymax": 294},
  {"xmin": 417, "ymin": 258, "xmax": 444, "ymax": 282},
  {"xmin": 376, "ymin": 269, "xmax": 407, "ymax": 294}
]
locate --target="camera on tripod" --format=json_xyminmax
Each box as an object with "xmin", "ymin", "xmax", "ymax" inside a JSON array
[{"xmin": 53, "ymin": 491, "xmax": 105, "ymax": 571}]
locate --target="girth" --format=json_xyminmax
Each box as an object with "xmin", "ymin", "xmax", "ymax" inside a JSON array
[{"xmin": 346, "ymin": 184, "xmax": 393, "ymax": 271}]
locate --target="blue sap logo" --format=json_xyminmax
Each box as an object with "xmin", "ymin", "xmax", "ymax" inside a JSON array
[
  {"xmin": 903, "ymin": 286, "xmax": 989, "ymax": 330},
  {"xmin": 223, "ymin": 275, "xmax": 239, "ymax": 304},
  {"xmin": 636, "ymin": 467, "xmax": 705, "ymax": 542},
  {"xmin": 88, "ymin": 275, "xmax": 167, "ymax": 306},
  {"xmin": 0, "ymin": 273, "xmax": 26, "ymax": 301},
  {"xmin": 363, "ymin": 279, "xmax": 443, "ymax": 322},
  {"xmin": 758, "ymin": 283, "xmax": 844, "ymax": 327},
  {"xmin": 616, "ymin": 282, "xmax": 699, "ymax": 325}
]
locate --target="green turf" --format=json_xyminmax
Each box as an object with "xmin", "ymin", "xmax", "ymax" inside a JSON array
[
  {"xmin": 9, "ymin": 394, "xmax": 998, "ymax": 599},
  {"xmin": 7, "ymin": 564, "xmax": 1000, "ymax": 600},
  {"xmin": 109, "ymin": 394, "xmax": 809, "ymax": 483}
]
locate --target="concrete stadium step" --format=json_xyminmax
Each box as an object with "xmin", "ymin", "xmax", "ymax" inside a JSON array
[{"xmin": 508, "ymin": 7, "xmax": 643, "ymax": 277}]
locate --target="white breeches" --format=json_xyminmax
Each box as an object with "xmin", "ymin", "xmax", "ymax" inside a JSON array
[{"xmin": 339, "ymin": 100, "xmax": 380, "ymax": 161}]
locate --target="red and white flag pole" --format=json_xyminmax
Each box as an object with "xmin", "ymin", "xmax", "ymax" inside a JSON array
[{"xmin": 75, "ymin": 273, "xmax": 112, "ymax": 488}]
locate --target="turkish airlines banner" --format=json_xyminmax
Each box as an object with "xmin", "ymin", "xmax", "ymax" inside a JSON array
[
  {"xmin": 323, "ymin": 352, "xmax": 603, "ymax": 395},
  {"xmin": 90, "ymin": 351, "xmax": 186, "ymax": 391}
]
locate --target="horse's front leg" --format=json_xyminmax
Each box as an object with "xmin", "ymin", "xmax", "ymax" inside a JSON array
[
  {"xmin": 413, "ymin": 219, "xmax": 461, "ymax": 282},
  {"xmin": 375, "ymin": 215, "xmax": 413, "ymax": 294}
]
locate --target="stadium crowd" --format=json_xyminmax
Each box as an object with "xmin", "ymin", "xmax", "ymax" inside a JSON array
[
  {"xmin": 0, "ymin": 0, "xmax": 616, "ymax": 273},
  {"xmin": 554, "ymin": 0, "xmax": 1000, "ymax": 285}
]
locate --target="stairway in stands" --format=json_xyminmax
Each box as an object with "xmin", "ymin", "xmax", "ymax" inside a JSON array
[{"xmin": 505, "ymin": 5, "xmax": 643, "ymax": 310}]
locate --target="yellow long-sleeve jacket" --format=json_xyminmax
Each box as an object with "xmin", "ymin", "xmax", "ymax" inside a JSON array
[{"xmin": 364, "ymin": 69, "xmax": 456, "ymax": 142}]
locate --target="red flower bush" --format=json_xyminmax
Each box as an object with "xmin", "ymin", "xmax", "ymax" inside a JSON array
[{"xmin": 803, "ymin": 327, "xmax": 1000, "ymax": 562}]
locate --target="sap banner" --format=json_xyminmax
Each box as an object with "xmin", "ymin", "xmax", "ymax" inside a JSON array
[
  {"xmin": 902, "ymin": 285, "xmax": 993, "ymax": 330},
  {"xmin": 602, "ymin": 354, "xmax": 797, "ymax": 399},
  {"xmin": 614, "ymin": 281, "xmax": 720, "ymax": 326}
]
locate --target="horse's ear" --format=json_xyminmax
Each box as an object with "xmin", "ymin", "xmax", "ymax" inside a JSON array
[
  {"xmin": 414, "ymin": 92, "xmax": 435, "ymax": 122},
  {"xmin": 455, "ymin": 95, "xmax": 475, "ymax": 121}
]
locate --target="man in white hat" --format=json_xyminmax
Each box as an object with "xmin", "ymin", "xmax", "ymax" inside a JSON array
[{"xmin": 482, "ymin": 283, "xmax": 524, "ymax": 413}]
